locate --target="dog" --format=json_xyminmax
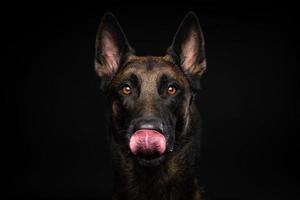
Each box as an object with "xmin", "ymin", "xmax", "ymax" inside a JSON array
[{"xmin": 95, "ymin": 11, "xmax": 207, "ymax": 200}]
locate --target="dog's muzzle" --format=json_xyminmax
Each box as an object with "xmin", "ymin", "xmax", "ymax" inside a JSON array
[{"xmin": 128, "ymin": 117, "xmax": 167, "ymax": 157}]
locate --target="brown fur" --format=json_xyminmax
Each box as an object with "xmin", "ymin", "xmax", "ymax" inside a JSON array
[{"xmin": 95, "ymin": 12, "xmax": 206, "ymax": 200}]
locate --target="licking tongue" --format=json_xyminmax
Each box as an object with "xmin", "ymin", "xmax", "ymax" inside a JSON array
[{"xmin": 129, "ymin": 129, "xmax": 166, "ymax": 156}]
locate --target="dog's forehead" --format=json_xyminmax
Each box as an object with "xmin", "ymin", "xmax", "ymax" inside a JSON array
[{"xmin": 112, "ymin": 56, "xmax": 187, "ymax": 85}]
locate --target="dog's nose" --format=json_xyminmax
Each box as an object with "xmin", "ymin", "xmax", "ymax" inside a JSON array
[{"xmin": 133, "ymin": 118, "xmax": 164, "ymax": 133}]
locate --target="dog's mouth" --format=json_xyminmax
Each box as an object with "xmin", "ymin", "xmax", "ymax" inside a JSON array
[{"xmin": 129, "ymin": 129, "xmax": 167, "ymax": 164}]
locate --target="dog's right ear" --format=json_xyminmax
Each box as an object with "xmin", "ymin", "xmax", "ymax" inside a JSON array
[{"xmin": 95, "ymin": 12, "xmax": 135, "ymax": 90}]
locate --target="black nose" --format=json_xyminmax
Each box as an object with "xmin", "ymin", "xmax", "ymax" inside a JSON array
[{"xmin": 133, "ymin": 117, "xmax": 164, "ymax": 133}]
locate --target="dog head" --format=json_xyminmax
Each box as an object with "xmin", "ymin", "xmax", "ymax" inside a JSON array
[{"xmin": 95, "ymin": 12, "xmax": 206, "ymax": 166}]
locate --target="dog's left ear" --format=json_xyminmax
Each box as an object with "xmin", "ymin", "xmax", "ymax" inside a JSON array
[
  {"xmin": 95, "ymin": 12, "xmax": 135, "ymax": 90},
  {"xmin": 167, "ymin": 12, "xmax": 206, "ymax": 78}
]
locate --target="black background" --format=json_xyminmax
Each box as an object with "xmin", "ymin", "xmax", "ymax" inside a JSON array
[{"xmin": 3, "ymin": 3, "xmax": 298, "ymax": 200}]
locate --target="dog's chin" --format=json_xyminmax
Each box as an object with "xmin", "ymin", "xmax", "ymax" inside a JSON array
[{"xmin": 135, "ymin": 154, "xmax": 166, "ymax": 167}]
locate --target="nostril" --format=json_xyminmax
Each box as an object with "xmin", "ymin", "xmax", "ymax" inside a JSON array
[
  {"xmin": 133, "ymin": 119, "xmax": 164, "ymax": 134},
  {"xmin": 139, "ymin": 123, "xmax": 156, "ymax": 130},
  {"xmin": 140, "ymin": 123, "xmax": 163, "ymax": 133}
]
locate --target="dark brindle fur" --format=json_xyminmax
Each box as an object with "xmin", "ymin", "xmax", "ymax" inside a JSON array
[{"xmin": 95, "ymin": 12, "xmax": 207, "ymax": 200}]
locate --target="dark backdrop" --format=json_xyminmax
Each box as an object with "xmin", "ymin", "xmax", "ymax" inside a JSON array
[{"xmin": 4, "ymin": 3, "xmax": 298, "ymax": 200}]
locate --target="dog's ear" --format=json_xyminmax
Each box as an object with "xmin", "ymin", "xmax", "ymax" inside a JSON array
[
  {"xmin": 95, "ymin": 12, "xmax": 134, "ymax": 89},
  {"xmin": 167, "ymin": 12, "xmax": 206, "ymax": 78}
]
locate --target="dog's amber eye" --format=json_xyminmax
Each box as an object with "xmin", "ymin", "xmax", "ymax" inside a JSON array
[
  {"xmin": 167, "ymin": 86, "xmax": 177, "ymax": 95},
  {"xmin": 121, "ymin": 85, "xmax": 132, "ymax": 95}
]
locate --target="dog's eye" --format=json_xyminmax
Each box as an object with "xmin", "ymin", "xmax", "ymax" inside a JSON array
[
  {"xmin": 167, "ymin": 85, "xmax": 177, "ymax": 95},
  {"xmin": 121, "ymin": 84, "xmax": 132, "ymax": 95}
]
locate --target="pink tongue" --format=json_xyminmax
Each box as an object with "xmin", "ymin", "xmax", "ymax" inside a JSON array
[{"xmin": 129, "ymin": 129, "xmax": 166, "ymax": 156}]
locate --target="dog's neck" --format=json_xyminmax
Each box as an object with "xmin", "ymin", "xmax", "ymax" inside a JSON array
[
  {"xmin": 113, "ymin": 145, "xmax": 198, "ymax": 200},
  {"xmin": 113, "ymin": 138, "xmax": 201, "ymax": 197}
]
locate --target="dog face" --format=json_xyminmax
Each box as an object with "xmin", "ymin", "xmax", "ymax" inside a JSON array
[{"xmin": 95, "ymin": 12, "xmax": 206, "ymax": 166}]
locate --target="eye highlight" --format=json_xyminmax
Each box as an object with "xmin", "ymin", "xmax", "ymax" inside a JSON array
[
  {"xmin": 167, "ymin": 85, "xmax": 177, "ymax": 95},
  {"xmin": 121, "ymin": 84, "xmax": 132, "ymax": 95}
]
